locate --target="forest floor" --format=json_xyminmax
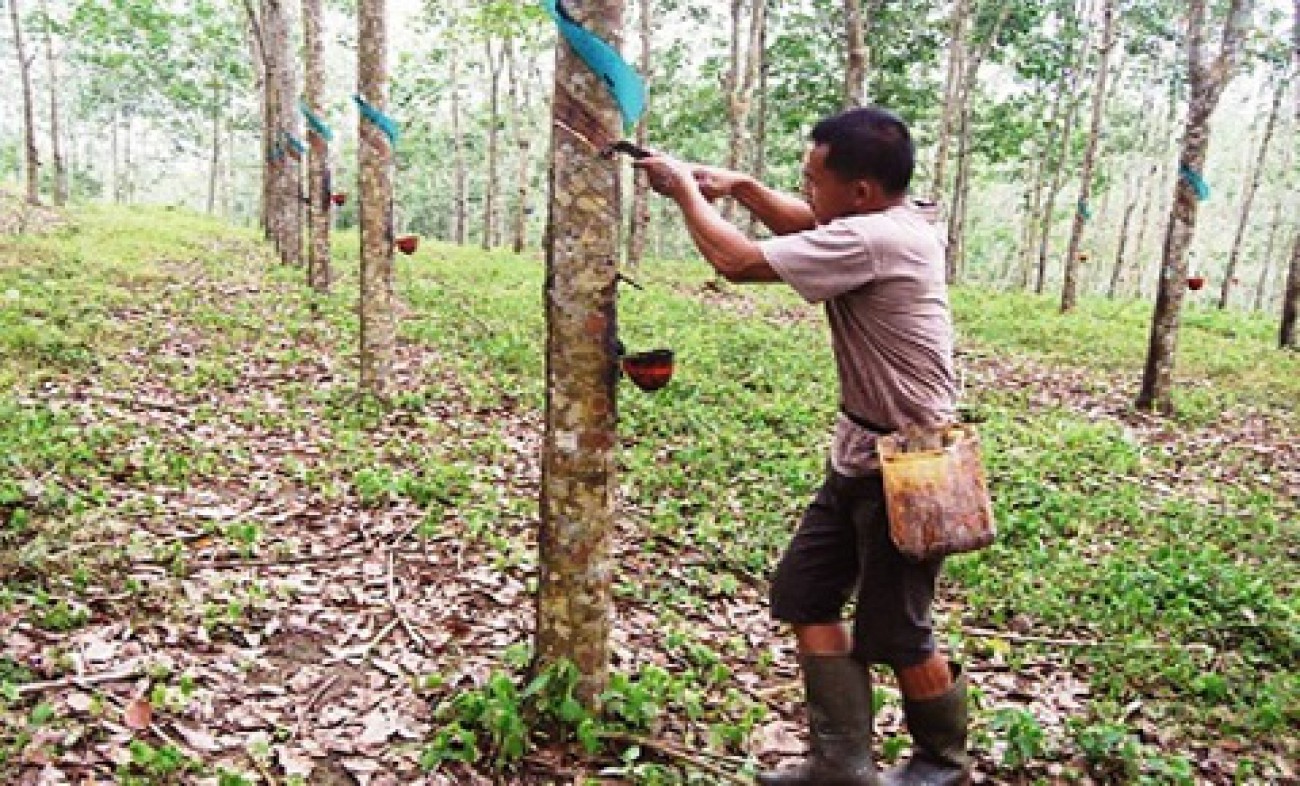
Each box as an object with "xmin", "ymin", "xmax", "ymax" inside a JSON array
[{"xmin": 1, "ymin": 206, "xmax": 1297, "ymax": 785}]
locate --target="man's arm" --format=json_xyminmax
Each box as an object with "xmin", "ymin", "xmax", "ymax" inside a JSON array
[
  {"xmin": 698, "ymin": 168, "xmax": 817, "ymax": 236},
  {"xmin": 636, "ymin": 156, "xmax": 783, "ymax": 283},
  {"xmin": 692, "ymin": 165, "xmax": 816, "ymax": 236}
]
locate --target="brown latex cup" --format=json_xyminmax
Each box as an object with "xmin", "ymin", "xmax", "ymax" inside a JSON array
[{"xmin": 621, "ymin": 349, "xmax": 674, "ymax": 391}]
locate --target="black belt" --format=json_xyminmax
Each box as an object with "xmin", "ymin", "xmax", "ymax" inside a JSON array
[{"xmin": 839, "ymin": 407, "xmax": 894, "ymax": 435}]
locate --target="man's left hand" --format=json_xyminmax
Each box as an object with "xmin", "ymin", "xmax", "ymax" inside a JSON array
[{"xmin": 634, "ymin": 155, "xmax": 699, "ymax": 201}]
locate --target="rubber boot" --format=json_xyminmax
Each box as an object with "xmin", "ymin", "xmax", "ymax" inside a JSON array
[
  {"xmin": 757, "ymin": 654, "xmax": 881, "ymax": 786},
  {"xmin": 880, "ymin": 664, "xmax": 971, "ymax": 786}
]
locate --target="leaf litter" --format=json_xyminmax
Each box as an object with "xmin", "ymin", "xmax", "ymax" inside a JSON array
[{"xmin": 1, "ymin": 240, "xmax": 1295, "ymax": 785}]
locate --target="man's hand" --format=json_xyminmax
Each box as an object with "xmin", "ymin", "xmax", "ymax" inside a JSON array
[
  {"xmin": 633, "ymin": 155, "xmax": 699, "ymax": 202},
  {"xmin": 691, "ymin": 165, "xmax": 750, "ymax": 202}
]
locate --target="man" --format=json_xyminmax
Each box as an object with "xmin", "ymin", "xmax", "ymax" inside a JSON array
[{"xmin": 634, "ymin": 106, "xmax": 970, "ymax": 786}]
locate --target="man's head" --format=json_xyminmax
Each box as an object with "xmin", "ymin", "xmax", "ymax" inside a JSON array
[{"xmin": 803, "ymin": 106, "xmax": 914, "ymax": 224}]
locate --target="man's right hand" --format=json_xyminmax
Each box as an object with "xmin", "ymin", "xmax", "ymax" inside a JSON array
[{"xmin": 691, "ymin": 165, "xmax": 750, "ymax": 202}]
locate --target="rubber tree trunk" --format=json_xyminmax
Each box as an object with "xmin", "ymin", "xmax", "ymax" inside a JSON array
[
  {"xmin": 451, "ymin": 39, "xmax": 468, "ymax": 245},
  {"xmin": 1219, "ymin": 75, "xmax": 1284, "ymax": 310},
  {"xmin": 1254, "ymin": 200, "xmax": 1284, "ymax": 311},
  {"xmin": 1034, "ymin": 35, "xmax": 1087, "ymax": 293},
  {"xmin": 723, "ymin": 0, "xmax": 764, "ymax": 224},
  {"xmin": 357, "ymin": 0, "xmax": 396, "ymax": 396},
  {"xmin": 626, "ymin": 0, "xmax": 652, "ymax": 267},
  {"xmin": 507, "ymin": 40, "xmax": 534, "ymax": 255},
  {"xmin": 1138, "ymin": 0, "xmax": 1255, "ymax": 411},
  {"xmin": 537, "ymin": 0, "xmax": 625, "ymax": 707},
  {"xmin": 303, "ymin": 0, "xmax": 332, "ymax": 292},
  {"xmin": 1061, "ymin": 0, "xmax": 1117, "ymax": 313},
  {"xmin": 1107, "ymin": 173, "xmax": 1140, "ymax": 298},
  {"xmin": 262, "ymin": 0, "xmax": 302, "ymax": 265},
  {"xmin": 483, "ymin": 39, "xmax": 504, "ymax": 250},
  {"xmin": 931, "ymin": 0, "xmax": 969, "ymax": 201},
  {"xmin": 39, "ymin": 0, "xmax": 65, "ymax": 206},
  {"xmin": 207, "ymin": 83, "xmax": 222, "ymax": 215},
  {"xmin": 844, "ymin": 0, "xmax": 866, "ymax": 107},
  {"xmin": 1283, "ymin": 0, "xmax": 1300, "ymax": 347},
  {"xmin": 10, "ymin": 0, "xmax": 41, "ymax": 206}
]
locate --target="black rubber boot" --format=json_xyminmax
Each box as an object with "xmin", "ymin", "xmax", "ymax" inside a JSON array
[
  {"xmin": 756, "ymin": 654, "xmax": 881, "ymax": 786},
  {"xmin": 880, "ymin": 664, "xmax": 972, "ymax": 786}
]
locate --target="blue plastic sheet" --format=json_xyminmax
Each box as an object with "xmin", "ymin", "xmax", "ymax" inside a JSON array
[
  {"xmin": 354, "ymin": 94, "xmax": 399, "ymax": 146},
  {"xmin": 542, "ymin": 0, "xmax": 646, "ymax": 131}
]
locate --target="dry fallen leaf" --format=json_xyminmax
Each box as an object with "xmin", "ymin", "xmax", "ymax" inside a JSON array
[{"xmin": 123, "ymin": 698, "xmax": 152, "ymax": 731}]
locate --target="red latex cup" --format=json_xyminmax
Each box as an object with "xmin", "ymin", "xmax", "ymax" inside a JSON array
[
  {"xmin": 331, "ymin": 193, "xmax": 347, "ymax": 206},
  {"xmin": 1187, "ymin": 276, "xmax": 1205, "ymax": 291},
  {"xmin": 396, "ymin": 235, "xmax": 419, "ymax": 255},
  {"xmin": 621, "ymin": 349, "xmax": 674, "ymax": 392}
]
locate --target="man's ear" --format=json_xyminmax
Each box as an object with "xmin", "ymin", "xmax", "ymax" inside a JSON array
[{"xmin": 853, "ymin": 178, "xmax": 876, "ymax": 208}]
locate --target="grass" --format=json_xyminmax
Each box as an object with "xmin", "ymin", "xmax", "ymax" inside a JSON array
[{"xmin": 1, "ymin": 204, "xmax": 1296, "ymax": 783}]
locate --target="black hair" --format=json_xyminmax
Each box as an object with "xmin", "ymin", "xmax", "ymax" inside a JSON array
[{"xmin": 809, "ymin": 106, "xmax": 914, "ymax": 196}]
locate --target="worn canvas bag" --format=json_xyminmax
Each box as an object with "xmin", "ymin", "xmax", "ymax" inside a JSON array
[{"xmin": 877, "ymin": 424, "xmax": 996, "ymax": 561}]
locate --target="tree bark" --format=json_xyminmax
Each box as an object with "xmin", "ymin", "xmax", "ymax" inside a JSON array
[
  {"xmin": 626, "ymin": 0, "xmax": 652, "ymax": 266},
  {"xmin": 1219, "ymin": 74, "xmax": 1283, "ymax": 310},
  {"xmin": 1034, "ymin": 3, "xmax": 1088, "ymax": 294},
  {"xmin": 39, "ymin": 0, "xmax": 65, "ymax": 206},
  {"xmin": 1281, "ymin": 0, "xmax": 1300, "ymax": 348},
  {"xmin": 1061, "ymin": 0, "xmax": 1116, "ymax": 312},
  {"xmin": 538, "ymin": 0, "xmax": 624, "ymax": 706},
  {"xmin": 931, "ymin": 0, "xmax": 970, "ymax": 201},
  {"xmin": 1107, "ymin": 171, "xmax": 1140, "ymax": 298},
  {"xmin": 303, "ymin": 0, "xmax": 332, "ymax": 292},
  {"xmin": 507, "ymin": 40, "xmax": 533, "ymax": 255},
  {"xmin": 10, "ymin": 0, "xmax": 42, "ymax": 206},
  {"xmin": 358, "ymin": 0, "xmax": 396, "ymax": 396},
  {"xmin": 1254, "ymin": 200, "xmax": 1284, "ymax": 311},
  {"xmin": 483, "ymin": 39, "xmax": 505, "ymax": 250},
  {"xmin": 1138, "ymin": 0, "xmax": 1255, "ymax": 410},
  {"xmin": 844, "ymin": 0, "xmax": 866, "ymax": 107},
  {"xmin": 208, "ymin": 83, "xmax": 222, "ymax": 214},
  {"xmin": 450, "ymin": 37, "xmax": 468, "ymax": 245},
  {"xmin": 260, "ymin": 0, "xmax": 302, "ymax": 265}
]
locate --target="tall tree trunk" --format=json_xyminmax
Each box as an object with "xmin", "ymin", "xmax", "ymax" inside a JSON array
[
  {"xmin": 1280, "ymin": 0, "xmax": 1300, "ymax": 348},
  {"xmin": 1219, "ymin": 74, "xmax": 1284, "ymax": 309},
  {"xmin": 261, "ymin": 0, "xmax": 302, "ymax": 263},
  {"xmin": 483, "ymin": 39, "xmax": 504, "ymax": 250},
  {"xmin": 1035, "ymin": 5, "xmax": 1088, "ymax": 294},
  {"xmin": 844, "ymin": 0, "xmax": 866, "ymax": 108},
  {"xmin": 10, "ymin": 0, "xmax": 41, "ymax": 206},
  {"xmin": 303, "ymin": 0, "xmax": 332, "ymax": 292},
  {"xmin": 723, "ymin": 0, "xmax": 764, "ymax": 224},
  {"xmin": 1107, "ymin": 172, "xmax": 1140, "ymax": 298},
  {"xmin": 931, "ymin": 0, "xmax": 970, "ymax": 201},
  {"xmin": 1018, "ymin": 89, "xmax": 1053, "ymax": 288},
  {"xmin": 1254, "ymin": 200, "xmax": 1284, "ymax": 311},
  {"xmin": 507, "ymin": 40, "xmax": 533, "ymax": 255},
  {"xmin": 1061, "ymin": 0, "xmax": 1117, "ymax": 312},
  {"xmin": 39, "ymin": 0, "xmax": 65, "ymax": 206},
  {"xmin": 451, "ymin": 37, "xmax": 468, "ymax": 245},
  {"xmin": 1138, "ymin": 0, "xmax": 1255, "ymax": 410},
  {"xmin": 358, "ymin": 0, "xmax": 396, "ymax": 395},
  {"xmin": 749, "ymin": 6, "xmax": 768, "ymax": 236},
  {"xmin": 207, "ymin": 84, "xmax": 222, "ymax": 214},
  {"xmin": 123, "ymin": 115, "xmax": 133, "ymax": 204},
  {"xmin": 111, "ymin": 107, "xmax": 120, "ymax": 204},
  {"xmin": 538, "ymin": 0, "xmax": 624, "ymax": 707},
  {"xmin": 946, "ymin": 0, "xmax": 1011, "ymax": 283},
  {"xmin": 626, "ymin": 0, "xmax": 652, "ymax": 266}
]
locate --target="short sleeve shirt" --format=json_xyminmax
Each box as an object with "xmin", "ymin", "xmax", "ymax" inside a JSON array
[{"xmin": 759, "ymin": 203, "xmax": 957, "ymax": 476}]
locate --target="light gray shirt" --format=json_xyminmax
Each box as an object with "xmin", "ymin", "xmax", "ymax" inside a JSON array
[{"xmin": 760, "ymin": 203, "xmax": 957, "ymax": 476}]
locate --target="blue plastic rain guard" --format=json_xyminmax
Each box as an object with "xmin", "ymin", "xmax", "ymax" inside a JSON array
[
  {"xmin": 354, "ymin": 94, "xmax": 399, "ymax": 146},
  {"xmin": 1179, "ymin": 163, "xmax": 1210, "ymax": 202},
  {"xmin": 300, "ymin": 100, "xmax": 334, "ymax": 142},
  {"xmin": 1077, "ymin": 199, "xmax": 1092, "ymax": 220},
  {"xmin": 283, "ymin": 132, "xmax": 308, "ymax": 157},
  {"xmin": 542, "ymin": 0, "xmax": 646, "ymax": 131}
]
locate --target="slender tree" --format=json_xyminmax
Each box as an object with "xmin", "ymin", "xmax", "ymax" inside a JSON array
[
  {"xmin": 302, "ymin": 0, "xmax": 331, "ymax": 292},
  {"xmin": 626, "ymin": 0, "xmax": 652, "ymax": 266},
  {"xmin": 10, "ymin": 0, "xmax": 42, "ymax": 206},
  {"xmin": 537, "ymin": 0, "xmax": 626, "ymax": 705},
  {"xmin": 1280, "ymin": 0, "xmax": 1300, "ymax": 348},
  {"xmin": 483, "ymin": 38, "xmax": 505, "ymax": 249},
  {"xmin": 1254, "ymin": 200, "xmax": 1284, "ymax": 311},
  {"xmin": 931, "ymin": 0, "xmax": 970, "ymax": 201},
  {"xmin": 450, "ymin": 25, "xmax": 468, "ymax": 245},
  {"xmin": 39, "ymin": 0, "xmax": 66, "ymax": 205},
  {"xmin": 358, "ymin": 0, "xmax": 397, "ymax": 395},
  {"xmin": 1061, "ymin": 0, "xmax": 1117, "ymax": 312},
  {"xmin": 845, "ymin": 0, "xmax": 867, "ymax": 107},
  {"xmin": 1137, "ymin": 0, "xmax": 1255, "ymax": 411},
  {"xmin": 1219, "ymin": 74, "xmax": 1283, "ymax": 310}
]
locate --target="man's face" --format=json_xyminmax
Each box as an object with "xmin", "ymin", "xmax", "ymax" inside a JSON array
[{"xmin": 801, "ymin": 144, "xmax": 867, "ymax": 225}]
